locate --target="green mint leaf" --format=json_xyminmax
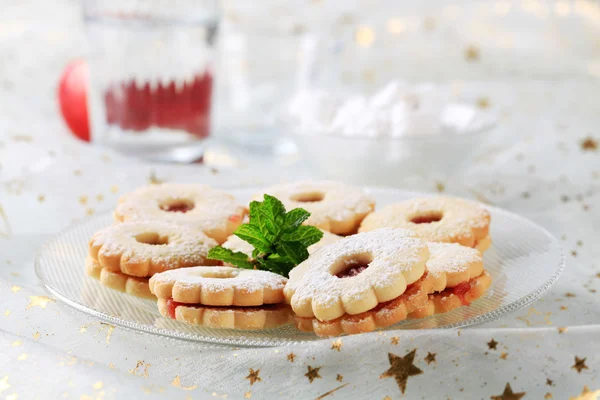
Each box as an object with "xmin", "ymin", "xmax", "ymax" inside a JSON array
[
  {"xmin": 281, "ymin": 225, "xmax": 323, "ymax": 248},
  {"xmin": 260, "ymin": 256, "xmax": 296, "ymax": 278},
  {"xmin": 262, "ymin": 194, "xmax": 286, "ymax": 228},
  {"xmin": 207, "ymin": 246, "xmax": 254, "ymax": 269},
  {"xmin": 234, "ymin": 224, "xmax": 272, "ymax": 253},
  {"xmin": 283, "ymin": 208, "xmax": 310, "ymax": 232},
  {"xmin": 275, "ymin": 241, "xmax": 309, "ymax": 265},
  {"xmin": 248, "ymin": 200, "xmax": 277, "ymax": 238}
]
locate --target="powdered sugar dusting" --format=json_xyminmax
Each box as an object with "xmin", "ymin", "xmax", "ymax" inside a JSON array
[{"xmin": 426, "ymin": 242, "xmax": 482, "ymax": 276}]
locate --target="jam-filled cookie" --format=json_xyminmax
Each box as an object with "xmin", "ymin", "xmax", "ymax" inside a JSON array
[
  {"xmin": 89, "ymin": 221, "xmax": 219, "ymax": 277},
  {"xmin": 253, "ymin": 181, "xmax": 375, "ymax": 235},
  {"xmin": 115, "ymin": 183, "xmax": 246, "ymax": 244},
  {"xmin": 85, "ymin": 256, "xmax": 154, "ymax": 299},
  {"xmin": 150, "ymin": 267, "xmax": 291, "ymax": 330},
  {"xmin": 284, "ymin": 228, "xmax": 429, "ymax": 322},
  {"xmin": 359, "ymin": 196, "xmax": 491, "ymax": 251}
]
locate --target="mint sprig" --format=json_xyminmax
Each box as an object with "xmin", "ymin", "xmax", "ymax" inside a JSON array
[{"xmin": 208, "ymin": 194, "xmax": 323, "ymax": 278}]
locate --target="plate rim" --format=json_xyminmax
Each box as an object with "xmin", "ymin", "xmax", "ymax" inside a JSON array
[{"xmin": 34, "ymin": 187, "xmax": 565, "ymax": 347}]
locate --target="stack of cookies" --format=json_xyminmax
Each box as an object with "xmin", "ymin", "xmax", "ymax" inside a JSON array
[{"xmin": 85, "ymin": 180, "xmax": 493, "ymax": 337}]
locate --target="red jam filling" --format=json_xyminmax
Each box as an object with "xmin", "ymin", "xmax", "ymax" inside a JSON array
[
  {"xmin": 335, "ymin": 262, "xmax": 369, "ymax": 278},
  {"xmin": 450, "ymin": 281, "xmax": 472, "ymax": 306},
  {"xmin": 161, "ymin": 203, "xmax": 193, "ymax": 213},
  {"xmin": 165, "ymin": 298, "xmax": 278, "ymax": 319}
]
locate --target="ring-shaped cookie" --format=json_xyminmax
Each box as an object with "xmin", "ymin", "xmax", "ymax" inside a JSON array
[
  {"xmin": 89, "ymin": 221, "xmax": 219, "ymax": 277},
  {"xmin": 284, "ymin": 228, "xmax": 428, "ymax": 322},
  {"xmin": 253, "ymin": 181, "xmax": 375, "ymax": 235},
  {"xmin": 115, "ymin": 183, "xmax": 246, "ymax": 244},
  {"xmin": 359, "ymin": 196, "xmax": 490, "ymax": 249},
  {"xmin": 85, "ymin": 256, "xmax": 154, "ymax": 299},
  {"xmin": 149, "ymin": 266, "xmax": 288, "ymax": 306}
]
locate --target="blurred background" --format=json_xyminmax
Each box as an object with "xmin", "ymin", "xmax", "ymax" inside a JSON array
[{"xmin": 0, "ymin": 0, "xmax": 599, "ymax": 190}]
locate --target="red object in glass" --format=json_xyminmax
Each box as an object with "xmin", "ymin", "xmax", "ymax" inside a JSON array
[
  {"xmin": 58, "ymin": 59, "xmax": 90, "ymax": 142},
  {"xmin": 104, "ymin": 71, "xmax": 213, "ymax": 137}
]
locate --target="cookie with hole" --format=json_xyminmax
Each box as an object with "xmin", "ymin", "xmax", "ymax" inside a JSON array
[
  {"xmin": 88, "ymin": 221, "xmax": 219, "ymax": 277},
  {"xmin": 252, "ymin": 181, "xmax": 375, "ymax": 235},
  {"xmin": 85, "ymin": 256, "xmax": 154, "ymax": 299},
  {"xmin": 114, "ymin": 183, "xmax": 246, "ymax": 244},
  {"xmin": 359, "ymin": 196, "xmax": 491, "ymax": 251}
]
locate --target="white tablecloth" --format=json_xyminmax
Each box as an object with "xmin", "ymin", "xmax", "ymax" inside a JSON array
[{"xmin": 1, "ymin": 1, "xmax": 600, "ymax": 398}]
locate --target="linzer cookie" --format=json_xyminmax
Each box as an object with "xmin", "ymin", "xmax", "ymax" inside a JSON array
[
  {"xmin": 252, "ymin": 181, "xmax": 375, "ymax": 235},
  {"xmin": 89, "ymin": 221, "xmax": 219, "ymax": 277},
  {"xmin": 115, "ymin": 183, "xmax": 246, "ymax": 244},
  {"xmin": 284, "ymin": 228, "xmax": 429, "ymax": 322},
  {"xmin": 150, "ymin": 267, "xmax": 291, "ymax": 330},
  {"xmin": 85, "ymin": 256, "xmax": 154, "ymax": 299},
  {"xmin": 359, "ymin": 196, "xmax": 491, "ymax": 251}
]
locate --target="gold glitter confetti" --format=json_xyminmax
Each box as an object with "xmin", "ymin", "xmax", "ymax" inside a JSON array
[
  {"xmin": 516, "ymin": 307, "xmax": 552, "ymax": 326},
  {"xmin": 17, "ymin": 353, "xmax": 28, "ymax": 361},
  {"xmin": 572, "ymin": 356, "xmax": 588, "ymax": 373},
  {"xmin": 379, "ymin": 349, "xmax": 423, "ymax": 395},
  {"xmin": 315, "ymin": 383, "xmax": 349, "ymax": 399},
  {"xmin": 287, "ymin": 353, "xmax": 296, "ymax": 362},
  {"xmin": 37, "ymin": 195, "xmax": 45, "ymax": 203},
  {"xmin": 547, "ymin": 378, "xmax": 554, "ymax": 386},
  {"xmin": 464, "ymin": 45, "xmax": 480, "ymax": 62},
  {"xmin": 10, "ymin": 285, "xmax": 20, "ymax": 293},
  {"xmin": 570, "ymin": 386, "xmax": 600, "ymax": 400},
  {"xmin": 424, "ymin": 352, "xmax": 436, "ymax": 364},
  {"xmin": 79, "ymin": 322, "xmax": 115, "ymax": 343},
  {"xmin": 545, "ymin": 393, "xmax": 553, "ymax": 399},
  {"xmin": 26, "ymin": 296, "xmax": 55, "ymax": 310},
  {"xmin": 560, "ymin": 306, "xmax": 569, "ymax": 311},
  {"xmin": 11, "ymin": 134, "xmax": 33, "ymax": 142},
  {"xmin": 581, "ymin": 137, "xmax": 598, "ymax": 151},
  {"xmin": 171, "ymin": 375, "xmax": 197, "ymax": 391},
  {"xmin": 390, "ymin": 336, "xmax": 400, "ymax": 345},
  {"xmin": 85, "ymin": 208, "xmax": 95, "ymax": 216},
  {"xmin": 149, "ymin": 171, "xmax": 164, "ymax": 184},
  {"xmin": 487, "ymin": 339, "xmax": 499, "ymax": 350},
  {"xmin": 435, "ymin": 182, "xmax": 445, "ymax": 193},
  {"xmin": 500, "ymin": 352, "xmax": 508, "ymax": 360},
  {"xmin": 331, "ymin": 339, "xmax": 343, "ymax": 352},
  {"xmin": 336, "ymin": 374, "xmax": 343, "ymax": 382},
  {"xmin": 110, "ymin": 185, "xmax": 119, "ymax": 194},
  {"xmin": 93, "ymin": 381, "xmax": 103, "ymax": 390},
  {"xmin": 490, "ymin": 383, "xmax": 526, "ymax": 400},
  {"xmin": 11, "ymin": 341, "xmax": 21, "ymax": 347},
  {"xmin": 305, "ymin": 366, "xmax": 322, "ymax": 383},
  {"xmin": 4, "ymin": 310, "xmax": 10, "ymax": 317},
  {"xmin": 0, "ymin": 376, "xmax": 11, "ymax": 395},
  {"xmin": 476, "ymin": 97, "xmax": 490, "ymax": 109},
  {"xmin": 558, "ymin": 327, "xmax": 567, "ymax": 334},
  {"xmin": 79, "ymin": 196, "xmax": 88, "ymax": 205},
  {"xmin": 108, "ymin": 363, "xmax": 115, "ymax": 369},
  {"xmin": 245, "ymin": 369, "xmax": 261, "ymax": 386},
  {"xmin": 355, "ymin": 26, "xmax": 375, "ymax": 47},
  {"xmin": 565, "ymin": 292, "xmax": 576, "ymax": 297},
  {"xmin": 386, "ymin": 18, "xmax": 406, "ymax": 34},
  {"xmin": 73, "ymin": 169, "xmax": 82, "ymax": 176},
  {"xmin": 129, "ymin": 360, "xmax": 151, "ymax": 377},
  {"xmin": 32, "ymin": 332, "xmax": 40, "ymax": 340},
  {"xmin": 244, "ymin": 392, "xmax": 252, "ymax": 399},
  {"xmin": 96, "ymin": 194, "xmax": 104, "ymax": 202},
  {"xmin": 383, "ymin": 397, "xmax": 392, "ymax": 400},
  {"xmin": 0, "ymin": 203, "xmax": 13, "ymax": 237}
]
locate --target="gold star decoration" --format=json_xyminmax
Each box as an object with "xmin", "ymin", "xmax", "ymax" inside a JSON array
[
  {"xmin": 0, "ymin": 376, "xmax": 10, "ymax": 395},
  {"xmin": 476, "ymin": 97, "xmax": 491, "ymax": 109},
  {"xmin": 331, "ymin": 339, "xmax": 343, "ymax": 352},
  {"xmin": 171, "ymin": 375, "xmax": 197, "ymax": 391},
  {"xmin": 581, "ymin": 137, "xmax": 598, "ymax": 151},
  {"xmin": 379, "ymin": 349, "xmax": 423, "ymax": 395},
  {"xmin": 37, "ymin": 195, "xmax": 45, "ymax": 203},
  {"xmin": 315, "ymin": 383, "xmax": 349, "ymax": 400},
  {"xmin": 570, "ymin": 386, "xmax": 600, "ymax": 400},
  {"xmin": 500, "ymin": 352, "xmax": 508, "ymax": 360},
  {"xmin": 149, "ymin": 171, "xmax": 164, "ymax": 184},
  {"xmin": 465, "ymin": 45, "xmax": 480, "ymax": 62},
  {"xmin": 390, "ymin": 336, "xmax": 400, "ymax": 345},
  {"xmin": 93, "ymin": 381, "xmax": 103, "ymax": 390},
  {"xmin": 10, "ymin": 285, "xmax": 20, "ymax": 293},
  {"xmin": 25, "ymin": 296, "xmax": 55, "ymax": 310},
  {"xmin": 435, "ymin": 182, "xmax": 446, "ymax": 193},
  {"xmin": 546, "ymin": 378, "xmax": 554, "ymax": 386},
  {"xmin": 487, "ymin": 339, "xmax": 499, "ymax": 350},
  {"xmin": 565, "ymin": 292, "xmax": 576, "ymax": 298},
  {"xmin": 305, "ymin": 366, "xmax": 322, "ymax": 383},
  {"xmin": 490, "ymin": 383, "xmax": 526, "ymax": 400},
  {"xmin": 336, "ymin": 374, "xmax": 343, "ymax": 382},
  {"xmin": 516, "ymin": 307, "xmax": 552, "ymax": 326},
  {"xmin": 424, "ymin": 352, "xmax": 436, "ymax": 365},
  {"xmin": 17, "ymin": 353, "xmax": 28, "ymax": 361},
  {"xmin": 245, "ymin": 369, "xmax": 261, "ymax": 385},
  {"xmin": 545, "ymin": 393, "xmax": 553, "ymax": 399},
  {"xmin": 244, "ymin": 392, "xmax": 252, "ymax": 399},
  {"xmin": 129, "ymin": 360, "xmax": 151, "ymax": 377},
  {"xmin": 287, "ymin": 353, "xmax": 296, "ymax": 362},
  {"xmin": 558, "ymin": 327, "xmax": 567, "ymax": 334},
  {"xmin": 32, "ymin": 332, "xmax": 41, "ymax": 340},
  {"xmin": 383, "ymin": 397, "xmax": 392, "ymax": 400},
  {"xmin": 572, "ymin": 356, "xmax": 588, "ymax": 373}
]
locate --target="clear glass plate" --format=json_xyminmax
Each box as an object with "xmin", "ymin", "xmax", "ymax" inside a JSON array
[{"xmin": 35, "ymin": 187, "xmax": 564, "ymax": 347}]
